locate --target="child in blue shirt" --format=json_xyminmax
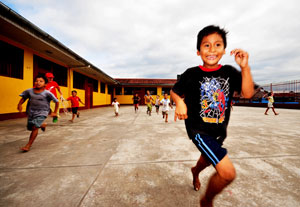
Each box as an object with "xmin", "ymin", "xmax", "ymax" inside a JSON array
[{"xmin": 18, "ymin": 75, "xmax": 59, "ymax": 152}]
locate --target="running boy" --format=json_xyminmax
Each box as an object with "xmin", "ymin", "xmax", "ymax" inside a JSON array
[
  {"xmin": 45, "ymin": 72, "xmax": 63, "ymax": 123},
  {"xmin": 155, "ymin": 95, "xmax": 161, "ymax": 114},
  {"xmin": 171, "ymin": 25, "xmax": 254, "ymax": 207},
  {"xmin": 67, "ymin": 90, "xmax": 85, "ymax": 122},
  {"xmin": 160, "ymin": 93, "xmax": 173, "ymax": 122},
  {"xmin": 144, "ymin": 90, "xmax": 154, "ymax": 116},
  {"xmin": 263, "ymin": 91, "xmax": 279, "ymax": 115},
  {"xmin": 17, "ymin": 75, "xmax": 59, "ymax": 152},
  {"xmin": 132, "ymin": 93, "xmax": 141, "ymax": 113},
  {"xmin": 112, "ymin": 98, "xmax": 120, "ymax": 116}
]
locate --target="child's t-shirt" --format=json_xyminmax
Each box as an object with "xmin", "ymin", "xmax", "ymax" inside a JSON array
[
  {"xmin": 155, "ymin": 98, "xmax": 160, "ymax": 106},
  {"xmin": 112, "ymin": 101, "xmax": 119, "ymax": 109},
  {"xmin": 161, "ymin": 98, "xmax": 170, "ymax": 112},
  {"xmin": 172, "ymin": 65, "xmax": 242, "ymax": 139},
  {"xmin": 45, "ymin": 81, "xmax": 60, "ymax": 98},
  {"xmin": 67, "ymin": 96, "xmax": 81, "ymax": 108},
  {"xmin": 20, "ymin": 88, "xmax": 58, "ymax": 118},
  {"xmin": 268, "ymin": 96, "xmax": 274, "ymax": 103}
]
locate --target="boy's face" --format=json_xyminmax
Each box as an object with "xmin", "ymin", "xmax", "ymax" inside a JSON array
[
  {"xmin": 47, "ymin": 77, "xmax": 53, "ymax": 83},
  {"xmin": 164, "ymin": 94, "xmax": 168, "ymax": 99},
  {"xmin": 34, "ymin": 78, "xmax": 46, "ymax": 89},
  {"xmin": 197, "ymin": 33, "xmax": 225, "ymax": 69},
  {"xmin": 72, "ymin": 92, "xmax": 77, "ymax": 96}
]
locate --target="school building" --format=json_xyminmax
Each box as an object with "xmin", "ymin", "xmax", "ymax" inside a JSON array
[{"xmin": 0, "ymin": 3, "xmax": 176, "ymax": 120}]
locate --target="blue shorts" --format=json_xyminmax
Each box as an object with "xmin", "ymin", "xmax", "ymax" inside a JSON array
[
  {"xmin": 192, "ymin": 134, "xmax": 227, "ymax": 167},
  {"xmin": 27, "ymin": 116, "xmax": 47, "ymax": 131}
]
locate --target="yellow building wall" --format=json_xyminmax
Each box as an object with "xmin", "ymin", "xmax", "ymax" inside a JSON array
[
  {"xmin": 115, "ymin": 95, "xmax": 133, "ymax": 104},
  {"xmin": 0, "ymin": 49, "xmax": 33, "ymax": 114}
]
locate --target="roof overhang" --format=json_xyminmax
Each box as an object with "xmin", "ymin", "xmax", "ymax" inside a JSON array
[{"xmin": 0, "ymin": 2, "xmax": 118, "ymax": 85}]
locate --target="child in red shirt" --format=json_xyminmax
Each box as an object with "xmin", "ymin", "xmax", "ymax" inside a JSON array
[
  {"xmin": 45, "ymin": 72, "xmax": 63, "ymax": 123},
  {"xmin": 67, "ymin": 90, "xmax": 84, "ymax": 122}
]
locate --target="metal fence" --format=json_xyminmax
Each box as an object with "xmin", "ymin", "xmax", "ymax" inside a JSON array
[{"xmin": 260, "ymin": 80, "xmax": 300, "ymax": 93}]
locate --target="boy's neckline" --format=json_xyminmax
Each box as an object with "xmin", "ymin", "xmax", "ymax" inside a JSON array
[{"xmin": 199, "ymin": 64, "xmax": 222, "ymax": 72}]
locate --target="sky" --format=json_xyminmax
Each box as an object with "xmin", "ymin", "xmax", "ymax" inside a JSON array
[{"xmin": 2, "ymin": 0, "xmax": 300, "ymax": 84}]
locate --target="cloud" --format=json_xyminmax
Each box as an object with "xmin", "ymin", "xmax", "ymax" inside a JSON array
[{"xmin": 4, "ymin": 0, "xmax": 300, "ymax": 84}]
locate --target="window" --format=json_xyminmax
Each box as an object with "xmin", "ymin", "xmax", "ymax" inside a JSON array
[
  {"xmin": 92, "ymin": 79, "xmax": 98, "ymax": 92},
  {"xmin": 34, "ymin": 55, "xmax": 67, "ymax": 86},
  {"xmin": 107, "ymin": 85, "xmax": 113, "ymax": 94},
  {"xmin": 145, "ymin": 87, "xmax": 157, "ymax": 95},
  {"xmin": 53, "ymin": 63, "xmax": 67, "ymax": 86},
  {"xmin": 100, "ymin": 82, "xmax": 106, "ymax": 93},
  {"xmin": 124, "ymin": 87, "xmax": 134, "ymax": 95},
  {"xmin": 162, "ymin": 87, "xmax": 171, "ymax": 95},
  {"xmin": 115, "ymin": 87, "xmax": 122, "ymax": 95},
  {"xmin": 0, "ymin": 40, "xmax": 24, "ymax": 79},
  {"xmin": 73, "ymin": 71, "xmax": 85, "ymax": 89}
]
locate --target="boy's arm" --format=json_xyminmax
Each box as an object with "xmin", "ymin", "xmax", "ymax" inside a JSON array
[
  {"xmin": 17, "ymin": 98, "xmax": 25, "ymax": 112},
  {"xmin": 231, "ymin": 49, "xmax": 254, "ymax": 98},
  {"xmin": 170, "ymin": 90, "xmax": 187, "ymax": 121}
]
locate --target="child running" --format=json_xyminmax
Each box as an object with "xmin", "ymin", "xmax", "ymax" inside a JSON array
[
  {"xmin": 132, "ymin": 93, "xmax": 141, "ymax": 113},
  {"xmin": 45, "ymin": 72, "xmax": 63, "ymax": 123},
  {"xmin": 160, "ymin": 93, "xmax": 173, "ymax": 122},
  {"xmin": 112, "ymin": 98, "xmax": 120, "ymax": 116},
  {"xmin": 67, "ymin": 90, "xmax": 85, "ymax": 122},
  {"xmin": 171, "ymin": 25, "xmax": 254, "ymax": 207},
  {"xmin": 263, "ymin": 91, "xmax": 279, "ymax": 115},
  {"xmin": 155, "ymin": 95, "xmax": 161, "ymax": 114},
  {"xmin": 144, "ymin": 90, "xmax": 154, "ymax": 116},
  {"xmin": 17, "ymin": 75, "xmax": 59, "ymax": 152}
]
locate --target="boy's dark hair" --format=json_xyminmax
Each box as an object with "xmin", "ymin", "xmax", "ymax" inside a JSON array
[
  {"xmin": 197, "ymin": 25, "xmax": 228, "ymax": 51},
  {"xmin": 34, "ymin": 74, "xmax": 48, "ymax": 84},
  {"xmin": 113, "ymin": 98, "xmax": 117, "ymax": 101},
  {"xmin": 72, "ymin": 90, "xmax": 77, "ymax": 93}
]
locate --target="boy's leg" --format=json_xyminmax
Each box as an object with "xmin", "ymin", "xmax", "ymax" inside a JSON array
[
  {"xmin": 165, "ymin": 113, "xmax": 168, "ymax": 122},
  {"xmin": 265, "ymin": 107, "xmax": 269, "ymax": 115},
  {"xmin": 191, "ymin": 155, "xmax": 210, "ymax": 191},
  {"xmin": 40, "ymin": 123, "xmax": 47, "ymax": 132},
  {"xmin": 200, "ymin": 155, "xmax": 236, "ymax": 207},
  {"xmin": 21, "ymin": 126, "xmax": 39, "ymax": 152},
  {"xmin": 272, "ymin": 107, "xmax": 279, "ymax": 115}
]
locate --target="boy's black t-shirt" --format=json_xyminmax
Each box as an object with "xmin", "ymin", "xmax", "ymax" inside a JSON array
[{"xmin": 172, "ymin": 65, "xmax": 242, "ymax": 139}]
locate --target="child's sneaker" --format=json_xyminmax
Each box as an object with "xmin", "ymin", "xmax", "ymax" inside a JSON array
[{"xmin": 53, "ymin": 116, "xmax": 58, "ymax": 123}]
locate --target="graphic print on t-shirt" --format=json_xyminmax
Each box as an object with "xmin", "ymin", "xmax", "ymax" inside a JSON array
[{"xmin": 199, "ymin": 77, "xmax": 230, "ymax": 124}]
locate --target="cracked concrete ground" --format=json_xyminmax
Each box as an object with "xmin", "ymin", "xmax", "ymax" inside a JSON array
[{"xmin": 0, "ymin": 106, "xmax": 299, "ymax": 207}]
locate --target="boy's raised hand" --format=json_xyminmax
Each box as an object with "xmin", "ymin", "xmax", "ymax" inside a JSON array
[{"xmin": 230, "ymin": 49, "xmax": 249, "ymax": 69}]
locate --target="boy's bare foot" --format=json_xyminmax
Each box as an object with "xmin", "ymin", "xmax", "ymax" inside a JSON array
[
  {"xmin": 191, "ymin": 167, "xmax": 201, "ymax": 191},
  {"xmin": 200, "ymin": 197, "xmax": 213, "ymax": 207},
  {"xmin": 21, "ymin": 145, "xmax": 30, "ymax": 152},
  {"xmin": 275, "ymin": 113, "xmax": 279, "ymax": 115},
  {"xmin": 41, "ymin": 124, "xmax": 46, "ymax": 132},
  {"xmin": 77, "ymin": 112, "xmax": 80, "ymax": 118},
  {"xmin": 264, "ymin": 113, "xmax": 268, "ymax": 115},
  {"xmin": 69, "ymin": 120, "xmax": 73, "ymax": 122},
  {"xmin": 165, "ymin": 120, "xmax": 168, "ymax": 123}
]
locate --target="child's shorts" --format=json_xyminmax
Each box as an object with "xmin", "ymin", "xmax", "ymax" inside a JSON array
[
  {"xmin": 27, "ymin": 116, "xmax": 47, "ymax": 131},
  {"xmin": 191, "ymin": 133, "xmax": 227, "ymax": 167},
  {"xmin": 162, "ymin": 110, "xmax": 168, "ymax": 115},
  {"xmin": 72, "ymin": 107, "xmax": 78, "ymax": 114},
  {"xmin": 155, "ymin": 105, "xmax": 159, "ymax": 109}
]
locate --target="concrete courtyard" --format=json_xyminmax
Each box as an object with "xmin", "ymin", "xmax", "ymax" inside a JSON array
[{"xmin": 0, "ymin": 106, "xmax": 299, "ymax": 207}]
